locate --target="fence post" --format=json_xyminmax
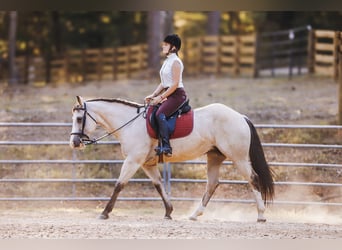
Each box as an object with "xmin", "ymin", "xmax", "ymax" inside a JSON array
[
  {"xmin": 270, "ymin": 34, "xmax": 275, "ymax": 77},
  {"xmin": 307, "ymin": 27, "xmax": 314, "ymax": 74},
  {"xmin": 334, "ymin": 31, "xmax": 339, "ymax": 82},
  {"xmin": 72, "ymin": 149, "xmax": 77, "ymax": 198},
  {"xmin": 65, "ymin": 51, "xmax": 70, "ymax": 83},
  {"xmin": 162, "ymin": 162, "xmax": 171, "ymax": 197},
  {"xmin": 254, "ymin": 33, "xmax": 260, "ymax": 78},
  {"xmin": 97, "ymin": 48, "xmax": 102, "ymax": 81},
  {"xmin": 113, "ymin": 47, "xmax": 118, "ymax": 81},
  {"xmin": 288, "ymin": 30, "xmax": 295, "ymax": 79},
  {"xmin": 81, "ymin": 48, "xmax": 86, "ymax": 83}
]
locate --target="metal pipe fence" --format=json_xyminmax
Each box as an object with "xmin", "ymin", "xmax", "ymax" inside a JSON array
[{"xmin": 0, "ymin": 122, "xmax": 341, "ymax": 207}]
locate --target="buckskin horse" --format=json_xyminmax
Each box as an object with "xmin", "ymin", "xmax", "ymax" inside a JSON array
[{"xmin": 69, "ymin": 96, "xmax": 274, "ymax": 222}]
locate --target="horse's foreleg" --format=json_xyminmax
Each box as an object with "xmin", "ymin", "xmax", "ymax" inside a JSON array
[
  {"xmin": 142, "ymin": 165, "xmax": 173, "ymax": 219},
  {"xmin": 99, "ymin": 182, "xmax": 125, "ymax": 219},
  {"xmin": 99, "ymin": 158, "xmax": 141, "ymax": 220},
  {"xmin": 189, "ymin": 149, "xmax": 225, "ymax": 221},
  {"xmin": 154, "ymin": 183, "xmax": 173, "ymax": 219}
]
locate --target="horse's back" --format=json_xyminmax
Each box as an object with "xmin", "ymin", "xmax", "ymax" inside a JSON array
[
  {"xmin": 194, "ymin": 103, "xmax": 245, "ymax": 122},
  {"xmin": 193, "ymin": 103, "xmax": 250, "ymax": 157}
]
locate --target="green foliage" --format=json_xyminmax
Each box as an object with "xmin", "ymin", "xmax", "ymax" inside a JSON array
[
  {"xmin": 1, "ymin": 11, "xmax": 342, "ymax": 59},
  {"xmin": 252, "ymin": 11, "xmax": 342, "ymax": 32},
  {"xmin": 60, "ymin": 11, "xmax": 147, "ymax": 49},
  {"xmin": 174, "ymin": 12, "xmax": 207, "ymax": 38},
  {"xmin": 0, "ymin": 11, "xmax": 148, "ymax": 59}
]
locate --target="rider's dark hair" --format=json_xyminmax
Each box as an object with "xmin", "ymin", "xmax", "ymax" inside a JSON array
[{"xmin": 163, "ymin": 34, "xmax": 181, "ymax": 54}]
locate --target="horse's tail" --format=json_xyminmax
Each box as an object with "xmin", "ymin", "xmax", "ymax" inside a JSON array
[{"xmin": 244, "ymin": 117, "xmax": 274, "ymax": 204}]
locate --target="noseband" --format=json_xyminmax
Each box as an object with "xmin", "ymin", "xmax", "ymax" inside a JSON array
[{"xmin": 70, "ymin": 102, "xmax": 98, "ymax": 144}]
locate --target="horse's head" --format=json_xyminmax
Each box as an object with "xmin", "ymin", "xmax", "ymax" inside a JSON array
[{"xmin": 69, "ymin": 96, "xmax": 98, "ymax": 149}]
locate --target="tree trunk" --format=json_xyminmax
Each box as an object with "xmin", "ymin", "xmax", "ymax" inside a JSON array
[
  {"xmin": 51, "ymin": 11, "xmax": 62, "ymax": 54},
  {"xmin": 147, "ymin": 11, "xmax": 163, "ymax": 78},
  {"xmin": 227, "ymin": 11, "xmax": 240, "ymax": 35},
  {"xmin": 163, "ymin": 11, "xmax": 174, "ymax": 36},
  {"xmin": 8, "ymin": 11, "xmax": 18, "ymax": 84},
  {"xmin": 206, "ymin": 11, "xmax": 220, "ymax": 35},
  {"xmin": 338, "ymin": 33, "xmax": 342, "ymax": 125}
]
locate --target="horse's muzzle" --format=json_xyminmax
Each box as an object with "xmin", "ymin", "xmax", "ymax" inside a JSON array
[{"xmin": 69, "ymin": 135, "xmax": 84, "ymax": 149}]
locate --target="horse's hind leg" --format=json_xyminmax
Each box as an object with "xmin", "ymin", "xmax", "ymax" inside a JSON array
[
  {"xmin": 189, "ymin": 149, "xmax": 225, "ymax": 221},
  {"xmin": 234, "ymin": 160, "xmax": 266, "ymax": 222},
  {"xmin": 142, "ymin": 164, "xmax": 173, "ymax": 219}
]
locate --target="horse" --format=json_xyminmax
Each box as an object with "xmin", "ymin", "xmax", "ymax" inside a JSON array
[{"xmin": 69, "ymin": 96, "xmax": 274, "ymax": 222}]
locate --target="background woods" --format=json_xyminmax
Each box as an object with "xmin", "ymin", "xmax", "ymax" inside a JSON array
[
  {"xmin": 0, "ymin": 11, "xmax": 342, "ymax": 124},
  {"xmin": 1, "ymin": 11, "xmax": 342, "ymax": 83}
]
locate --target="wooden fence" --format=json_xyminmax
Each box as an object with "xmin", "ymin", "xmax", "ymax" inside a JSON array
[
  {"xmin": 1, "ymin": 29, "xmax": 342, "ymax": 85},
  {"xmin": 182, "ymin": 34, "xmax": 256, "ymax": 76},
  {"xmin": 337, "ymin": 31, "xmax": 342, "ymax": 124},
  {"xmin": 49, "ymin": 44, "xmax": 148, "ymax": 84},
  {"xmin": 310, "ymin": 29, "xmax": 339, "ymax": 80},
  {"xmin": 256, "ymin": 26, "xmax": 310, "ymax": 78}
]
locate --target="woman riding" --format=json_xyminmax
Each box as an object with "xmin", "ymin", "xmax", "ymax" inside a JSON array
[{"xmin": 145, "ymin": 34, "xmax": 188, "ymax": 157}]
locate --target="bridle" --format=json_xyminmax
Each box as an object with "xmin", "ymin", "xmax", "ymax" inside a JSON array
[
  {"xmin": 70, "ymin": 102, "xmax": 98, "ymax": 145},
  {"xmin": 71, "ymin": 101, "xmax": 148, "ymax": 145}
]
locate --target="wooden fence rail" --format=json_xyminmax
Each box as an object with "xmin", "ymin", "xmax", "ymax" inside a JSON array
[
  {"xmin": 337, "ymin": 31, "xmax": 342, "ymax": 124},
  {"xmin": 183, "ymin": 34, "xmax": 257, "ymax": 76},
  {"xmin": 311, "ymin": 29, "xmax": 339, "ymax": 80},
  {"xmin": 48, "ymin": 44, "xmax": 148, "ymax": 84},
  {"xmin": 256, "ymin": 26, "xmax": 310, "ymax": 78},
  {"xmin": 1, "ymin": 28, "xmax": 342, "ymax": 85}
]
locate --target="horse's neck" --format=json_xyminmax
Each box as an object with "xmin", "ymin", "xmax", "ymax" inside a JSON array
[{"xmin": 88, "ymin": 101, "xmax": 136, "ymax": 133}]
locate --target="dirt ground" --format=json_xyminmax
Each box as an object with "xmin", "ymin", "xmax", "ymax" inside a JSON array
[
  {"xmin": 0, "ymin": 74, "xmax": 341, "ymax": 239},
  {"xmin": 0, "ymin": 203, "xmax": 341, "ymax": 239},
  {"xmin": 0, "ymin": 74, "xmax": 339, "ymax": 124}
]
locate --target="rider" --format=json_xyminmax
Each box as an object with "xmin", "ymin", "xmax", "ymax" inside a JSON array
[{"xmin": 145, "ymin": 34, "xmax": 188, "ymax": 157}]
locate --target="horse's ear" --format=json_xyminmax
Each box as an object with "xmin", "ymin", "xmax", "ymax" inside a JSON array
[{"xmin": 76, "ymin": 96, "xmax": 84, "ymax": 105}]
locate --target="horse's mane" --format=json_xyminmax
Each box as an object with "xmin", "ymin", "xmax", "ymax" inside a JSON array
[{"xmin": 87, "ymin": 98, "xmax": 145, "ymax": 108}]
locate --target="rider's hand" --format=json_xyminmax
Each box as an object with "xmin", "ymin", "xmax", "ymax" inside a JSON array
[
  {"xmin": 150, "ymin": 95, "xmax": 167, "ymax": 105},
  {"xmin": 144, "ymin": 94, "xmax": 154, "ymax": 104}
]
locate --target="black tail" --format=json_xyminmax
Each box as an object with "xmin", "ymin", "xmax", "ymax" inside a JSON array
[{"xmin": 244, "ymin": 117, "xmax": 274, "ymax": 204}]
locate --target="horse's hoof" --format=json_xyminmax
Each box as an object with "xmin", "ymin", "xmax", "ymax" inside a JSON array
[
  {"xmin": 164, "ymin": 152, "xmax": 172, "ymax": 157},
  {"xmin": 98, "ymin": 213, "xmax": 109, "ymax": 220},
  {"xmin": 189, "ymin": 216, "xmax": 197, "ymax": 221},
  {"xmin": 257, "ymin": 218, "xmax": 266, "ymax": 223},
  {"xmin": 164, "ymin": 215, "xmax": 172, "ymax": 220}
]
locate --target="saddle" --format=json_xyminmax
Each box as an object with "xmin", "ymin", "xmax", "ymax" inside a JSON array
[{"xmin": 146, "ymin": 99, "xmax": 194, "ymax": 139}]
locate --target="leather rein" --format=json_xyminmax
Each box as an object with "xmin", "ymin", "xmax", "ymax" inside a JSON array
[{"xmin": 70, "ymin": 102, "xmax": 147, "ymax": 145}]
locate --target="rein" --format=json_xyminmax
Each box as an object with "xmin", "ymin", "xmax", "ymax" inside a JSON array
[{"xmin": 71, "ymin": 101, "xmax": 148, "ymax": 145}]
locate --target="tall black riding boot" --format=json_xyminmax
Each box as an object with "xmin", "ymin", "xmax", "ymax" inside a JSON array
[{"xmin": 155, "ymin": 113, "xmax": 172, "ymax": 157}]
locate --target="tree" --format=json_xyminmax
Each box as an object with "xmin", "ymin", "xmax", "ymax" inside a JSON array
[
  {"xmin": 206, "ymin": 11, "xmax": 220, "ymax": 35},
  {"xmin": 163, "ymin": 11, "xmax": 174, "ymax": 35},
  {"xmin": 51, "ymin": 11, "xmax": 62, "ymax": 55},
  {"xmin": 147, "ymin": 11, "xmax": 163, "ymax": 77},
  {"xmin": 8, "ymin": 11, "xmax": 18, "ymax": 84}
]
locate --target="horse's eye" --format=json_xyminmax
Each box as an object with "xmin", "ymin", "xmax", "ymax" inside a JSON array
[{"xmin": 77, "ymin": 117, "xmax": 82, "ymax": 123}]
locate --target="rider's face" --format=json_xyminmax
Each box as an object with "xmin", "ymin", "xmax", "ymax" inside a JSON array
[{"xmin": 162, "ymin": 42, "xmax": 171, "ymax": 54}]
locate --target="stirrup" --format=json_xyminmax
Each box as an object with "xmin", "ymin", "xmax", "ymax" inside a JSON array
[
  {"xmin": 154, "ymin": 146, "xmax": 162, "ymax": 155},
  {"xmin": 163, "ymin": 147, "xmax": 172, "ymax": 157},
  {"xmin": 154, "ymin": 146, "xmax": 172, "ymax": 157}
]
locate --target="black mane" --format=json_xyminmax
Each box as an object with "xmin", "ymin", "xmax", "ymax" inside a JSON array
[{"xmin": 87, "ymin": 98, "xmax": 144, "ymax": 108}]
